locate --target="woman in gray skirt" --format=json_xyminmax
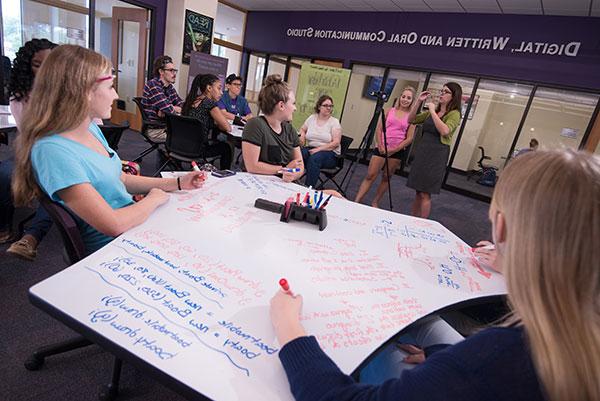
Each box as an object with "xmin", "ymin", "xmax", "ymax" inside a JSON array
[{"xmin": 406, "ymin": 82, "xmax": 462, "ymax": 218}]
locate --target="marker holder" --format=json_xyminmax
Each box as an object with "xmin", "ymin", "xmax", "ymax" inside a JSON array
[
  {"xmin": 254, "ymin": 198, "xmax": 328, "ymax": 231},
  {"xmin": 280, "ymin": 202, "xmax": 328, "ymax": 231}
]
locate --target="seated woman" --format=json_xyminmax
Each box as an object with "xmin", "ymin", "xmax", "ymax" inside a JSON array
[
  {"xmin": 1, "ymin": 38, "xmax": 56, "ymax": 260},
  {"xmin": 298, "ymin": 95, "xmax": 342, "ymax": 188},
  {"xmin": 12, "ymin": 45, "xmax": 205, "ymax": 254},
  {"xmin": 218, "ymin": 74, "xmax": 253, "ymax": 121},
  {"xmin": 241, "ymin": 74, "xmax": 304, "ymax": 183},
  {"xmin": 270, "ymin": 149, "xmax": 600, "ymax": 401},
  {"xmin": 181, "ymin": 74, "xmax": 233, "ymax": 170}
]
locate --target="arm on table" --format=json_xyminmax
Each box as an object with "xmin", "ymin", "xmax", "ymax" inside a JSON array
[
  {"xmin": 57, "ymin": 183, "xmax": 169, "ymax": 237},
  {"xmin": 120, "ymin": 171, "xmax": 206, "ymax": 195}
]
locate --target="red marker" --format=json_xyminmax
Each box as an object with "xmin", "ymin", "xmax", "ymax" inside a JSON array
[
  {"xmin": 279, "ymin": 278, "xmax": 290, "ymax": 293},
  {"xmin": 191, "ymin": 161, "xmax": 201, "ymax": 172}
]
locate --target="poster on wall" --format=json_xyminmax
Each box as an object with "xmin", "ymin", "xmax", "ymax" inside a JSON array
[
  {"xmin": 560, "ymin": 127, "xmax": 579, "ymax": 139},
  {"xmin": 292, "ymin": 63, "xmax": 351, "ymax": 130},
  {"xmin": 186, "ymin": 51, "xmax": 228, "ymax": 98},
  {"xmin": 182, "ymin": 10, "xmax": 213, "ymax": 65}
]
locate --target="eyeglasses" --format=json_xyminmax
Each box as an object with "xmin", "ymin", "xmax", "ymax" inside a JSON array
[
  {"xmin": 440, "ymin": 89, "xmax": 452, "ymax": 95},
  {"xmin": 230, "ymin": 83, "xmax": 242, "ymax": 87},
  {"xmin": 321, "ymin": 104, "xmax": 334, "ymax": 109},
  {"xmin": 162, "ymin": 68, "xmax": 178, "ymax": 74}
]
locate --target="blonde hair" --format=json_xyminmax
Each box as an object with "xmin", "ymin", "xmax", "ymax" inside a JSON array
[
  {"xmin": 13, "ymin": 44, "xmax": 112, "ymax": 206},
  {"xmin": 258, "ymin": 74, "xmax": 290, "ymax": 115},
  {"xmin": 492, "ymin": 149, "xmax": 600, "ymax": 401},
  {"xmin": 396, "ymin": 86, "xmax": 416, "ymax": 110}
]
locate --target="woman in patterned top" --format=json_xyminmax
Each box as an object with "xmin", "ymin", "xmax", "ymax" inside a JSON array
[{"xmin": 181, "ymin": 74, "xmax": 233, "ymax": 169}]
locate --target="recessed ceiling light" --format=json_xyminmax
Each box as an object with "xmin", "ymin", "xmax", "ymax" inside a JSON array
[
  {"xmin": 499, "ymin": 122, "xmax": 504, "ymax": 126},
  {"xmin": 530, "ymin": 127, "xmax": 535, "ymax": 132},
  {"xmin": 509, "ymin": 94, "xmax": 515, "ymax": 99}
]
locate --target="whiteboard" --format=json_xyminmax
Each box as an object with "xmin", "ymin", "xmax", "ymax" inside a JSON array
[{"xmin": 30, "ymin": 173, "xmax": 505, "ymax": 401}]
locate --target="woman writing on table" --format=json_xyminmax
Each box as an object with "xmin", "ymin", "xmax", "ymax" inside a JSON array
[
  {"xmin": 271, "ymin": 149, "xmax": 600, "ymax": 401},
  {"xmin": 354, "ymin": 86, "xmax": 416, "ymax": 208},
  {"xmin": 298, "ymin": 95, "xmax": 342, "ymax": 188},
  {"xmin": 12, "ymin": 45, "xmax": 205, "ymax": 254},
  {"xmin": 406, "ymin": 83, "xmax": 462, "ymax": 218},
  {"xmin": 242, "ymin": 74, "xmax": 304, "ymax": 183}
]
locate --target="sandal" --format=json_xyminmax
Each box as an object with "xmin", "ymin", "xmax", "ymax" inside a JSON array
[{"xmin": 6, "ymin": 237, "xmax": 38, "ymax": 261}]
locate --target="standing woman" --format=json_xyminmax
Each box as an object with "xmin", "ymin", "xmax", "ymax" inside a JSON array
[
  {"xmin": 298, "ymin": 95, "xmax": 342, "ymax": 188},
  {"xmin": 181, "ymin": 74, "xmax": 233, "ymax": 169},
  {"xmin": 406, "ymin": 83, "xmax": 462, "ymax": 218},
  {"xmin": 354, "ymin": 87, "xmax": 416, "ymax": 208},
  {"xmin": 12, "ymin": 45, "xmax": 205, "ymax": 254},
  {"xmin": 242, "ymin": 74, "xmax": 304, "ymax": 183},
  {"xmin": 0, "ymin": 38, "xmax": 56, "ymax": 260}
]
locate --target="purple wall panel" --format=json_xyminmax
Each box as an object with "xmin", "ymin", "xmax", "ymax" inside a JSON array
[{"xmin": 244, "ymin": 11, "xmax": 600, "ymax": 90}]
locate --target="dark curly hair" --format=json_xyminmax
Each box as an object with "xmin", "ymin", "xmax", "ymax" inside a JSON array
[{"xmin": 8, "ymin": 38, "xmax": 57, "ymax": 102}]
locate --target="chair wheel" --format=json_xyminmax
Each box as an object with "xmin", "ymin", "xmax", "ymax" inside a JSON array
[
  {"xmin": 24, "ymin": 355, "xmax": 44, "ymax": 371},
  {"xmin": 98, "ymin": 384, "xmax": 118, "ymax": 401}
]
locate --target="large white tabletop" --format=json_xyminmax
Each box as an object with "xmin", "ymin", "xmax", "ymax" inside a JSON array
[{"xmin": 29, "ymin": 173, "xmax": 505, "ymax": 401}]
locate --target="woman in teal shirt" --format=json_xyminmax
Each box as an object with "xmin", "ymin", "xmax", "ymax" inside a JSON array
[
  {"xmin": 406, "ymin": 83, "xmax": 462, "ymax": 218},
  {"xmin": 12, "ymin": 45, "xmax": 206, "ymax": 254}
]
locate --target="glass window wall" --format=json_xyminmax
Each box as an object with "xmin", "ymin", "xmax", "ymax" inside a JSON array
[
  {"xmin": 515, "ymin": 88, "xmax": 599, "ymax": 153},
  {"xmin": 3, "ymin": 0, "xmax": 89, "ymax": 60},
  {"xmin": 246, "ymin": 52, "xmax": 266, "ymax": 115},
  {"xmin": 266, "ymin": 55, "xmax": 287, "ymax": 78},
  {"xmin": 339, "ymin": 64, "xmax": 386, "ymax": 151},
  {"xmin": 447, "ymin": 81, "xmax": 533, "ymax": 197}
]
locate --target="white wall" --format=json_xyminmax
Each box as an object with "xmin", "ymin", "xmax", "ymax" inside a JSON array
[{"xmin": 164, "ymin": 0, "xmax": 218, "ymax": 97}]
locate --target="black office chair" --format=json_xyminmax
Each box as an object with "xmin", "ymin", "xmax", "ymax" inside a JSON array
[
  {"xmin": 99, "ymin": 120, "xmax": 130, "ymax": 151},
  {"xmin": 131, "ymin": 96, "xmax": 167, "ymax": 163},
  {"xmin": 155, "ymin": 113, "xmax": 220, "ymax": 174},
  {"xmin": 25, "ymin": 196, "xmax": 123, "ymax": 401},
  {"xmin": 316, "ymin": 135, "xmax": 353, "ymax": 195},
  {"xmin": 467, "ymin": 146, "xmax": 496, "ymax": 181}
]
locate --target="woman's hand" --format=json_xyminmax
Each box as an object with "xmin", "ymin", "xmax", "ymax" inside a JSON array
[
  {"xmin": 397, "ymin": 343, "xmax": 426, "ymax": 364},
  {"xmin": 270, "ymin": 290, "xmax": 306, "ymax": 346},
  {"xmin": 473, "ymin": 240, "xmax": 501, "ymax": 273},
  {"xmin": 309, "ymin": 147, "xmax": 320, "ymax": 155},
  {"xmin": 282, "ymin": 159, "xmax": 303, "ymax": 183},
  {"xmin": 425, "ymin": 102, "xmax": 436, "ymax": 113},
  {"xmin": 146, "ymin": 188, "xmax": 170, "ymax": 206},
  {"xmin": 179, "ymin": 171, "xmax": 207, "ymax": 190},
  {"xmin": 417, "ymin": 91, "xmax": 430, "ymax": 102}
]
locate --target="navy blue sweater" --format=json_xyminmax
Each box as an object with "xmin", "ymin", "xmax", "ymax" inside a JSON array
[{"xmin": 279, "ymin": 327, "xmax": 544, "ymax": 401}]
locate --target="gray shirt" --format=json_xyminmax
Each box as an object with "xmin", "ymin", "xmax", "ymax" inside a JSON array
[{"xmin": 242, "ymin": 116, "xmax": 300, "ymax": 166}]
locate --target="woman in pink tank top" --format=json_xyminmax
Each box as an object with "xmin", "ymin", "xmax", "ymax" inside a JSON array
[{"xmin": 355, "ymin": 87, "xmax": 416, "ymax": 208}]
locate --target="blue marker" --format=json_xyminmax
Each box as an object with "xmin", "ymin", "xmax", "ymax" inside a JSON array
[
  {"xmin": 317, "ymin": 191, "xmax": 324, "ymax": 208},
  {"xmin": 280, "ymin": 167, "xmax": 301, "ymax": 173}
]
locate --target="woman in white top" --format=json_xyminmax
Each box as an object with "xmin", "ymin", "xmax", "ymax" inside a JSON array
[{"xmin": 298, "ymin": 95, "xmax": 342, "ymax": 187}]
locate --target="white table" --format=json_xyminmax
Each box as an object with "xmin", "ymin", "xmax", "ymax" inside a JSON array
[{"xmin": 30, "ymin": 174, "xmax": 505, "ymax": 401}]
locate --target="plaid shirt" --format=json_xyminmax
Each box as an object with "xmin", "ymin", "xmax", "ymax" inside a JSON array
[{"xmin": 141, "ymin": 77, "xmax": 183, "ymax": 121}]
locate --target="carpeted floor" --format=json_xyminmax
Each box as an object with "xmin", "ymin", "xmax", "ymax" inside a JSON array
[{"xmin": 0, "ymin": 129, "xmax": 492, "ymax": 401}]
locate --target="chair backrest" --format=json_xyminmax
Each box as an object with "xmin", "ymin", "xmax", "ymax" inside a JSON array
[
  {"xmin": 40, "ymin": 196, "xmax": 86, "ymax": 265},
  {"xmin": 99, "ymin": 120, "xmax": 130, "ymax": 150},
  {"xmin": 165, "ymin": 113, "xmax": 209, "ymax": 159},
  {"xmin": 132, "ymin": 97, "xmax": 149, "ymax": 122},
  {"xmin": 336, "ymin": 135, "xmax": 354, "ymax": 167}
]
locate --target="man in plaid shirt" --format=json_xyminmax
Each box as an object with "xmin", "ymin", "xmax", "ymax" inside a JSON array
[{"xmin": 141, "ymin": 55, "xmax": 183, "ymax": 142}]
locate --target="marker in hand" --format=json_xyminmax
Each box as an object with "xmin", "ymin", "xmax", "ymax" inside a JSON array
[
  {"xmin": 472, "ymin": 244, "xmax": 495, "ymax": 252},
  {"xmin": 278, "ymin": 167, "xmax": 301, "ymax": 173},
  {"xmin": 191, "ymin": 161, "xmax": 201, "ymax": 172},
  {"xmin": 279, "ymin": 278, "xmax": 293, "ymax": 295}
]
